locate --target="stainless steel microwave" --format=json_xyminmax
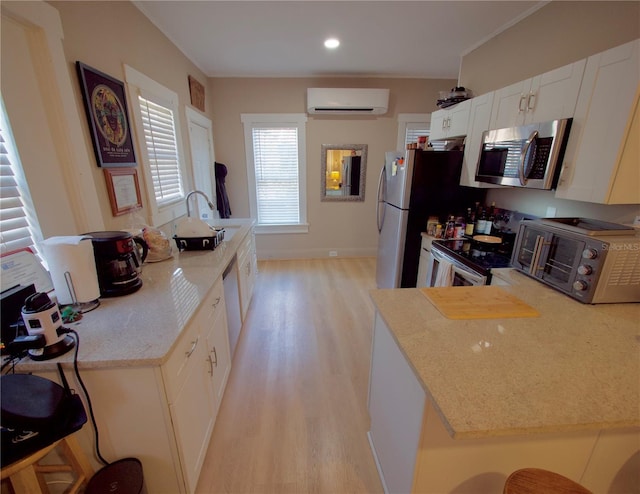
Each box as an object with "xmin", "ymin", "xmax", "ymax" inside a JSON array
[
  {"xmin": 475, "ymin": 119, "xmax": 572, "ymax": 189},
  {"xmin": 511, "ymin": 218, "xmax": 640, "ymax": 304}
]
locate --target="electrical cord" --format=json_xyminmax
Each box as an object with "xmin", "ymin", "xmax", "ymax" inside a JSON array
[{"xmin": 65, "ymin": 328, "xmax": 110, "ymax": 466}]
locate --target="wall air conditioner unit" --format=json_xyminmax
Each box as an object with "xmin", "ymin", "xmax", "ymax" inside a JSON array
[{"xmin": 307, "ymin": 88, "xmax": 389, "ymax": 115}]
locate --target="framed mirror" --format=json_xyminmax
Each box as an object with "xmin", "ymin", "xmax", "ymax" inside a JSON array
[{"xmin": 321, "ymin": 144, "xmax": 367, "ymax": 202}]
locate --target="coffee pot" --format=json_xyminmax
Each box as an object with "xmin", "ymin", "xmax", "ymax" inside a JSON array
[{"xmin": 84, "ymin": 231, "xmax": 148, "ymax": 297}]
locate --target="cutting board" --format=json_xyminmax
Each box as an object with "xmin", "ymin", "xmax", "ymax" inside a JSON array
[{"xmin": 420, "ymin": 286, "xmax": 539, "ymax": 320}]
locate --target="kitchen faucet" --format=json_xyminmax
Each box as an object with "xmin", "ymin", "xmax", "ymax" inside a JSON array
[{"xmin": 185, "ymin": 190, "xmax": 215, "ymax": 218}]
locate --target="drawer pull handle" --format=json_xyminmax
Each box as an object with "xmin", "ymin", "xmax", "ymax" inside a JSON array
[
  {"xmin": 212, "ymin": 296, "xmax": 221, "ymax": 309},
  {"xmin": 211, "ymin": 347, "xmax": 218, "ymax": 367},
  {"xmin": 207, "ymin": 354, "xmax": 214, "ymax": 376},
  {"xmin": 185, "ymin": 337, "xmax": 199, "ymax": 358}
]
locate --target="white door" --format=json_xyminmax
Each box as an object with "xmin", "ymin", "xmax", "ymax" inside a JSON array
[{"xmin": 186, "ymin": 107, "xmax": 217, "ymax": 220}]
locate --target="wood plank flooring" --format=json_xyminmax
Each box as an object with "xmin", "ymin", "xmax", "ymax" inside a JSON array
[{"xmin": 196, "ymin": 258, "xmax": 384, "ymax": 494}]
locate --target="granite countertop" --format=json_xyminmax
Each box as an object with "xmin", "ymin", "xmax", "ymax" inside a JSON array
[
  {"xmin": 370, "ymin": 268, "xmax": 640, "ymax": 439},
  {"xmin": 18, "ymin": 220, "xmax": 254, "ymax": 372}
]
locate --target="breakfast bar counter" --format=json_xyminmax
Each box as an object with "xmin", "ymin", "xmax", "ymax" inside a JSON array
[{"xmin": 367, "ymin": 269, "xmax": 639, "ymax": 493}]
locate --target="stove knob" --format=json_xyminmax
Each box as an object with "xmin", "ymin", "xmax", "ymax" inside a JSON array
[
  {"xmin": 573, "ymin": 280, "xmax": 589, "ymax": 292},
  {"xmin": 577, "ymin": 265, "xmax": 593, "ymax": 276},
  {"xmin": 582, "ymin": 248, "xmax": 598, "ymax": 260}
]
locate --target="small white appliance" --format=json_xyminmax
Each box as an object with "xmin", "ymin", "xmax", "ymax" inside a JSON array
[{"xmin": 21, "ymin": 292, "xmax": 74, "ymax": 360}]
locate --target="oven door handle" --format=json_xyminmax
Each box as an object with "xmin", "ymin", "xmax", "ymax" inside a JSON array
[{"xmin": 529, "ymin": 235, "xmax": 545, "ymax": 276}]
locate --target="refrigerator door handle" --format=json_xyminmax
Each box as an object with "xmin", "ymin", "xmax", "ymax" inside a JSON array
[{"xmin": 376, "ymin": 164, "xmax": 386, "ymax": 233}]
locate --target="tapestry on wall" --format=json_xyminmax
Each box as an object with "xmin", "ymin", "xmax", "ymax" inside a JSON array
[{"xmin": 76, "ymin": 61, "xmax": 137, "ymax": 168}]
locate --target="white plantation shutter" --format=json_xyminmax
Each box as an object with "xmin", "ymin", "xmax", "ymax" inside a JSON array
[
  {"xmin": 138, "ymin": 96, "xmax": 184, "ymax": 206},
  {"xmin": 252, "ymin": 127, "xmax": 299, "ymax": 224},
  {"xmin": 242, "ymin": 114, "xmax": 307, "ymax": 233},
  {"xmin": 0, "ymin": 104, "xmax": 43, "ymax": 256},
  {"xmin": 405, "ymin": 124, "xmax": 446, "ymax": 151}
]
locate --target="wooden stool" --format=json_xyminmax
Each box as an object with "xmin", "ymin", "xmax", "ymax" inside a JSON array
[
  {"xmin": 1, "ymin": 433, "xmax": 94, "ymax": 494},
  {"xmin": 504, "ymin": 468, "xmax": 593, "ymax": 494}
]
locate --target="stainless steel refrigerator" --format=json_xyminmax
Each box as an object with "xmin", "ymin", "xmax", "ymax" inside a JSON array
[{"xmin": 375, "ymin": 149, "xmax": 485, "ymax": 288}]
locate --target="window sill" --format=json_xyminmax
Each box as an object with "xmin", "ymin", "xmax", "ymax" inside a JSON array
[{"xmin": 254, "ymin": 224, "xmax": 309, "ymax": 235}]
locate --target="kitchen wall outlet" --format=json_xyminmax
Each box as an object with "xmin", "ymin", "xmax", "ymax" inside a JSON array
[
  {"xmin": 329, "ymin": 250, "xmax": 338, "ymax": 257},
  {"xmin": 545, "ymin": 207, "xmax": 557, "ymax": 217}
]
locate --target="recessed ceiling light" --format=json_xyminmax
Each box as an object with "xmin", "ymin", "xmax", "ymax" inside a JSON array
[{"xmin": 324, "ymin": 38, "xmax": 340, "ymax": 49}]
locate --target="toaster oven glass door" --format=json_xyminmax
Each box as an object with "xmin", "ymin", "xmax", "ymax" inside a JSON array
[{"xmin": 539, "ymin": 235, "xmax": 585, "ymax": 292}]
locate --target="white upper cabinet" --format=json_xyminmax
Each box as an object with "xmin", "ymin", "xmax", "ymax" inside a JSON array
[
  {"xmin": 460, "ymin": 92, "xmax": 500, "ymax": 188},
  {"xmin": 430, "ymin": 99, "xmax": 472, "ymax": 141},
  {"xmin": 555, "ymin": 39, "xmax": 640, "ymax": 204},
  {"xmin": 489, "ymin": 59, "xmax": 586, "ymax": 129}
]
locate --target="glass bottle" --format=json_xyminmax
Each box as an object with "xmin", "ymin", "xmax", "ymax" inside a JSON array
[
  {"xmin": 464, "ymin": 208, "xmax": 475, "ymax": 236},
  {"xmin": 444, "ymin": 215, "xmax": 456, "ymax": 239},
  {"xmin": 476, "ymin": 208, "xmax": 487, "ymax": 235}
]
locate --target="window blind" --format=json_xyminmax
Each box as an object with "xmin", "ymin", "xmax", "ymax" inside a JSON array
[
  {"xmin": 405, "ymin": 126, "xmax": 446, "ymax": 151},
  {"xmin": 0, "ymin": 111, "xmax": 41, "ymax": 256},
  {"xmin": 138, "ymin": 96, "xmax": 183, "ymax": 206},
  {"xmin": 252, "ymin": 127, "xmax": 300, "ymax": 225}
]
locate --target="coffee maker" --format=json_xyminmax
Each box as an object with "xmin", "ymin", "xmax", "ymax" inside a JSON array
[{"xmin": 84, "ymin": 231, "xmax": 148, "ymax": 297}]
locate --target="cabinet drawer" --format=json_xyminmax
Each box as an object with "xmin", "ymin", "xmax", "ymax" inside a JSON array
[
  {"xmin": 201, "ymin": 277, "xmax": 225, "ymax": 330},
  {"xmin": 236, "ymin": 232, "xmax": 252, "ymax": 263}
]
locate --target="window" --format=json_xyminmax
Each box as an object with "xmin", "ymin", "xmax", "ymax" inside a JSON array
[
  {"xmin": 397, "ymin": 113, "xmax": 445, "ymax": 151},
  {"xmin": 0, "ymin": 98, "xmax": 43, "ymax": 257},
  {"xmin": 125, "ymin": 65, "xmax": 187, "ymax": 226},
  {"xmin": 241, "ymin": 114, "xmax": 308, "ymax": 233}
]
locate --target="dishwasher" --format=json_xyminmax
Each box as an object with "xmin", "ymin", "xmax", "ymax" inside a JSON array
[{"xmin": 223, "ymin": 255, "xmax": 242, "ymax": 358}]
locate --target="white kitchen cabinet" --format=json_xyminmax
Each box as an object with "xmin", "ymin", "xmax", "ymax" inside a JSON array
[
  {"xmin": 489, "ymin": 59, "xmax": 586, "ymax": 129},
  {"xmin": 368, "ymin": 308, "xmax": 638, "ymax": 494},
  {"xmin": 460, "ymin": 91, "xmax": 499, "ymax": 188},
  {"xmin": 429, "ymin": 98, "xmax": 472, "ymax": 141},
  {"xmin": 237, "ymin": 229, "xmax": 258, "ymax": 321},
  {"xmin": 555, "ymin": 39, "xmax": 640, "ymax": 204},
  {"xmin": 368, "ymin": 313, "xmax": 426, "ymax": 493},
  {"xmin": 162, "ymin": 277, "xmax": 230, "ymax": 493},
  {"xmin": 416, "ymin": 235, "xmax": 434, "ymax": 288}
]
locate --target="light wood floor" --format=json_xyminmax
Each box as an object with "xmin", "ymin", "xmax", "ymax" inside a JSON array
[{"xmin": 196, "ymin": 257, "xmax": 384, "ymax": 494}]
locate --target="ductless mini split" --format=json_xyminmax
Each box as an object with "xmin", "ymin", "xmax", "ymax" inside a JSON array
[{"xmin": 306, "ymin": 88, "xmax": 389, "ymax": 115}]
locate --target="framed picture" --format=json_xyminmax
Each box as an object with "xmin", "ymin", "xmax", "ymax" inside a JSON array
[
  {"xmin": 188, "ymin": 75, "xmax": 205, "ymax": 112},
  {"xmin": 104, "ymin": 168, "xmax": 142, "ymax": 216},
  {"xmin": 76, "ymin": 62, "xmax": 137, "ymax": 167}
]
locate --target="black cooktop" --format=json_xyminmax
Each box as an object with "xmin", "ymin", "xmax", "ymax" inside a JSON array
[{"xmin": 432, "ymin": 238, "xmax": 513, "ymax": 275}]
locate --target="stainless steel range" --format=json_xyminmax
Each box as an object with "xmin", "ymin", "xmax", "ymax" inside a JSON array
[{"xmin": 426, "ymin": 237, "xmax": 514, "ymax": 287}]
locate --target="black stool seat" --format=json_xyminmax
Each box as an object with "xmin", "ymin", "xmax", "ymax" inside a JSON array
[{"xmin": 86, "ymin": 457, "xmax": 144, "ymax": 494}]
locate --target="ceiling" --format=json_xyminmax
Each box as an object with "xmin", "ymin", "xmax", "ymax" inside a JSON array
[{"xmin": 133, "ymin": 1, "xmax": 544, "ymax": 79}]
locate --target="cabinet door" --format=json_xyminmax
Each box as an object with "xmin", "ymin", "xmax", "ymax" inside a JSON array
[
  {"xmin": 429, "ymin": 108, "xmax": 448, "ymax": 141},
  {"xmin": 526, "ymin": 59, "xmax": 585, "ymax": 124},
  {"xmin": 490, "ymin": 79, "xmax": 530, "ymax": 129},
  {"xmin": 447, "ymin": 100, "xmax": 471, "ymax": 137},
  {"xmin": 368, "ymin": 313, "xmax": 426, "ymax": 494},
  {"xmin": 461, "ymin": 91, "xmax": 498, "ymax": 187},
  {"xmin": 205, "ymin": 307, "xmax": 231, "ymax": 406},
  {"xmin": 169, "ymin": 336, "xmax": 216, "ymax": 493},
  {"xmin": 556, "ymin": 39, "xmax": 640, "ymax": 204}
]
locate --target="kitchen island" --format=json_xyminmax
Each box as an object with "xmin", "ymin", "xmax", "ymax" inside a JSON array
[
  {"xmin": 17, "ymin": 219, "xmax": 256, "ymax": 494},
  {"xmin": 368, "ymin": 268, "xmax": 639, "ymax": 493}
]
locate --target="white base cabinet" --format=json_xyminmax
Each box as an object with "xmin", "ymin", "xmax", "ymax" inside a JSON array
[
  {"xmin": 237, "ymin": 229, "xmax": 258, "ymax": 321},
  {"xmin": 367, "ymin": 311, "xmax": 639, "ymax": 494},
  {"xmin": 555, "ymin": 39, "xmax": 640, "ymax": 204},
  {"xmin": 38, "ymin": 278, "xmax": 232, "ymax": 494}
]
